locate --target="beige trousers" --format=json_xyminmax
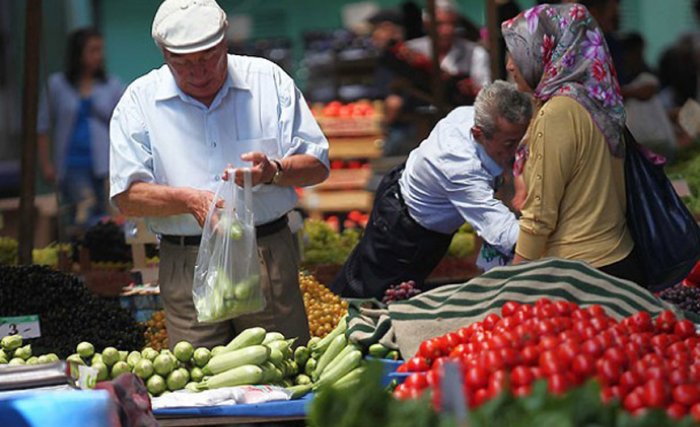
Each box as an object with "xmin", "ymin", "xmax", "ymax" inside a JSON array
[{"xmin": 158, "ymin": 225, "xmax": 310, "ymax": 350}]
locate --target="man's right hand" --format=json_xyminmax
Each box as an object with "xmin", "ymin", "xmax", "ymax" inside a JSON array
[{"xmin": 185, "ymin": 188, "xmax": 220, "ymax": 227}]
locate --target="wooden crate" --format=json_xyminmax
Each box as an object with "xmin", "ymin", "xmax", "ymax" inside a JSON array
[
  {"xmin": 317, "ymin": 115, "xmax": 382, "ymax": 138},
  {"xmin": 328, "ymin": 137, "xmax": 383, "ymax": 160}
]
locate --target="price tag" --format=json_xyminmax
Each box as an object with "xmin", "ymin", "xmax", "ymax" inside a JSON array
[{"xmin": 0, "ymin": 315, "xmax": 41, "ymax": 339}]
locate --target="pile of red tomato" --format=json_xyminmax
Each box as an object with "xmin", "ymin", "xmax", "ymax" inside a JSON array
[
  {"xmin": 394, "ymin": 298, "xmax": 700, "ymax": 421},
  {"xmin": 318, "ymin": 100, "xmax": 375, "ymax": 118}
]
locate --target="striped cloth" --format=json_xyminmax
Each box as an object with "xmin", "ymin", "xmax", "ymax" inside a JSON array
[{"xmin": 347, "ymin": 258, "xmax": 694, "ymax": 359}]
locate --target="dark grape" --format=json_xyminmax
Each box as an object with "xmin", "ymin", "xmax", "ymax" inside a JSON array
[
  {"xmin": 659, "ymin": 283, "xmax": 700, "ymax": 316},
  {"xmin": 382, "ymin": 280, "xmax": 421, "ymax": 305}
]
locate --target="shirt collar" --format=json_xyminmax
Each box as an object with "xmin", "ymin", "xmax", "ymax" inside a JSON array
[
  {"xmin": 473, "ymin": 135, "xmax": 503, "ymax": 178},
  {"xmin": 154, "ymin": 58, "xmax": 249, "ymax": 103}
]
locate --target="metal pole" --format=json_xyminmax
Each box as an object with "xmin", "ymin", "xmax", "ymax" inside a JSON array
[
  {"xmin": 18, "ymin": 0, "xmax": 42, "ymax": 264},
  {"xmin": 426, "ymin": 0, "xmax": 447, "ymax": 115}
]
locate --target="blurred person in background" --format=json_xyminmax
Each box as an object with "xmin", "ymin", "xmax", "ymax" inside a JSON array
[
  {"xmin": 405, "ymin": 0, "xmax": 491, "ymax": 97},
  {"xmin": 503, "ymin": 3, "xmax": 644, "ymax": 285},
  {"xmin": 619, "ymin": 33, "xmax": 677, "ymax": 158},
  {"xmin": 38, "ymin": 28, "xmax": 124, "ymax": 238},
  {"xmin": 581, "ymin": 0, "xmax": 657, "ymax": 103},
  {"xmin": 109, "ymin": 0, "xmax": 328, "ymax": 349}
]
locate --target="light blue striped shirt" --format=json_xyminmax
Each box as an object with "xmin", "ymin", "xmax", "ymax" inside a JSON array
[
  {"xmin": 109, "ymin": 54, "xmax": 329, "ymax": 235},
  {"xmin": 398, "ymin": 107, "xmax": 519, "ymax": 255}
]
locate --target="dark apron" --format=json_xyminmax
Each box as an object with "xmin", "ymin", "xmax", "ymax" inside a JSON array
[{"xmin": 330, "ymin": 164, "xmax": 455, "ymax": 299}]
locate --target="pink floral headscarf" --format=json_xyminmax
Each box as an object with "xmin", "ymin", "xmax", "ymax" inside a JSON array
[{"xmin": 502, "ymin": 3, "xmax": 625, "ymax": 157}]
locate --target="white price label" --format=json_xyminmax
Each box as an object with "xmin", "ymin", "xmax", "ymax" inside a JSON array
[{"xmin": 0, "ymin": 315, "xmax": 41, "ymax": 339}]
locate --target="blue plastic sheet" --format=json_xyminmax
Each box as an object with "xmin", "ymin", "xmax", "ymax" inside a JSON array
[
  {"xmin": 0, "ymin": 390, "xmax": 114, "ymax": 427},
  {"xmin": 153, "ymin": 393, "xmax": 312, "ymax": 418}
]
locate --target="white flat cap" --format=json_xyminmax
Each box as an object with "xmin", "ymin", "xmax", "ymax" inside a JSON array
[{"xmin": 152, "ymin": 0, "xmax": 227, "ymax": 54}]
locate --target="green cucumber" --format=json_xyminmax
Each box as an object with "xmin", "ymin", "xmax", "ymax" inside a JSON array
[
  {"xmin": 224, "ymin": 327, "xmax": 266, "ymax": 352},
  {"xmin": 206, "ymin": 345, "xmax": 269, "ymax": 375}
]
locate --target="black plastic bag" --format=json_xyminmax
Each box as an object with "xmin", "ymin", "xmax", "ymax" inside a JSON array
[{"xmin": 624, "ymin": 128, "xmax": 700, "ymax": 291}]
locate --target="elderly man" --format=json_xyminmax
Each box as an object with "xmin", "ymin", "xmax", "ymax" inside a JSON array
[
  {"xmin": 109, "ymin": 0, "xmax": 329, "ymax": 348},
  {"xmin": 331, "ymin": 81, "xmax": 532, "ymax": 299}
]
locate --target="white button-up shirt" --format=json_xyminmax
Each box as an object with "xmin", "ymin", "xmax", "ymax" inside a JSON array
[
  {"xmin": 110, "ymin": 54, "xmax": 329, "ymax": 235},
  {"xmin": 399, "ymin": 107, "xmax": 518, "ymax": 255}
]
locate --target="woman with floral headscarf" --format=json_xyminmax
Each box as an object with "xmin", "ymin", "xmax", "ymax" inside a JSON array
[{"xmin": 502, "ymin": 3, "xmax": 644, "ymax": 285}]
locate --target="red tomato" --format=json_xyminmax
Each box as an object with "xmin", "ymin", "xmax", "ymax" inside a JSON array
[
  {"xmin": 629, "ymin": 311, "xmax": 654, "ymax": 332},
  {"xmin": 539, "ymin": 335, "xmax": 559, "ymax": 352},
  {"xmin": 501, "ymin": 301, "xmax": 520, "ymax": 317},
  {"xmin": 540, "ymin": 350, "xmax": 566, "ymax": 376},
  {"xmin": 500, "ymin": 347, "xmax": 521, "ymax": 368},
  {"xmin": 426, "ymin": 369, "xmax": 440, "ymax": 386},
  {"xmin": 418, "ymin": 338, "xmax": 444, "ymax": 360},
  {"xmin": 534, "ymin": 304, "xmax": 556, "ymax": 319},
  {"xmin": 405, "ymin": 372, "xmax": 428, "ymax": 390},
  {"xmin": 672, "ymin": 384, "xmax": 700, "ymax": 406},
  {"xmin": 597, "ymin": 358, "xmax": 622, "ymax": 386},
  {"xmin": 553, "ymin": 300, "xmax": 572, "ymax": 316},
  {"xmin": 536, "ymin": 319, "xmax": 556, "ymax": 336},
  {"xmin": 483, "ymin": 313, "xmax": 501, "ymax": 331},
  {"xmin": 691, "ymin": 402, "xmax": 700, "ymax": 422},
  {"xmin": 600, "ymin": 386, "xmax": 615, "ymax": 404},
  {"xmin": 689, "ymin": 365, "xmax": 700, "ymax": 383},
  {"xmin": 623, "ymin": 391, "xmax": 645, "ymax": 412},
  {"xmin": 444, "ymin": 332, "xmax": 461, "ymax": 350},
  {"xmin": 535, "ymin": 298, "xmax": 553, "ymax": 308},
  {"xmin": 489, "ymin": 334, "xmax": 511, "ymax": 350},
  {"xmin": 512, "ymin": 385, "xmax": 532, "ymax": 397},
  {"xmin": 603, "ymin": 347, "xmax": 628, "ymax": 369},
  {"xmin": 557, "ymin": 341, "xmax": 580, "ymax": 364},
  {"xmin": 645, "ymin": 366, "xmax": 667, "ymax": 381},
  {"xmin": 669, "ymin": 368, "xmax": 689, "ymax": 386},
  {"xmin": 511, "ymin": 365, "xmax": 535, "ymax": 387},
  {"xmin": 571, "ymin": 354, "xmax": 595, "ymax": 379},
  {"xmin": 481, "ymin": 350, "xmax": 505, "ymax": 373},
  {"xmin": 619, "ymin": 370, "xmax": 642, "ymax": 392},
  {"xmin": 587, "ymin": 304, "xmax": 607, "ymax": 318},
  {"xmin": 520, "ymin": 345, "xmax": 540, "ymax": 366},
  {"xmin": 650, "ymin": 334, "xmax": 672, "ymax": 351},
  {"xmin": 456, "ymin": 327, "xmax": 472, "ymax": 343},
  {"xmin": 496, "ymin": 316, "xmax": 520, "ymax": 331},
  {"xmin": 405, "ymin": 356, "xmax": 430, "ymax": 372},
  {"xmin": 581, "ymin": 339, "xmax": 604, "ymax": 358},
  {"xmin": 547, "ymin": 373, "xmax": 569, "ymax": 395},
  {"xmin": 655, "ymin": 310, "xmax": 677, "ymax": 334},
  {"xmin": 572, "ymin": 308, "xmax": 591, "ymax": 321},
  {"xmin": 674, "ymin": 320, "xmax": 696, "ymax": 339},
  {"xmin": 464, "ymin": 365, "xmax": 489, "ymax": 390},
  {"xmin": 488, "ymin": 370, "xmax": 507, "ymax": 396},
  {"xmin": 590, "ymin": 316, "xmax": 609, "ymax": 332},
  {"xmin": 643, "ymin": 378, "xmax": 670, "ymax": 408},
  {"xmin": 449, "ymin": 343, "xmax": 469, "ymax": 358},
  {"xmin": 666, "ymin": 402, "xmax": 688, "ymax": 420},
  {"xmin": 396, "ymin": 363, "xmax": 409, "ymax": 373},
  {"xmin": 471, "ymin": 388, "xmax": 490, "ymax": 407}
]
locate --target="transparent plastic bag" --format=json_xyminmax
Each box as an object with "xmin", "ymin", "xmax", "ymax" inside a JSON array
[{"xmin": 193, "ymin": 169, "xmax": 265, "ymax": 323}]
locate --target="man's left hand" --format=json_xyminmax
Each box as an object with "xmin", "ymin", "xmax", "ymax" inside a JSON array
[{"xmin": 222, "ymin": 152, "xmax": 277, "ymax": 186}]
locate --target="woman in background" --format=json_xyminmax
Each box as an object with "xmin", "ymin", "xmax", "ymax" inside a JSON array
[{"xmin": 38, "ymin": 27, "xmax": 123, "ymax": 237}]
